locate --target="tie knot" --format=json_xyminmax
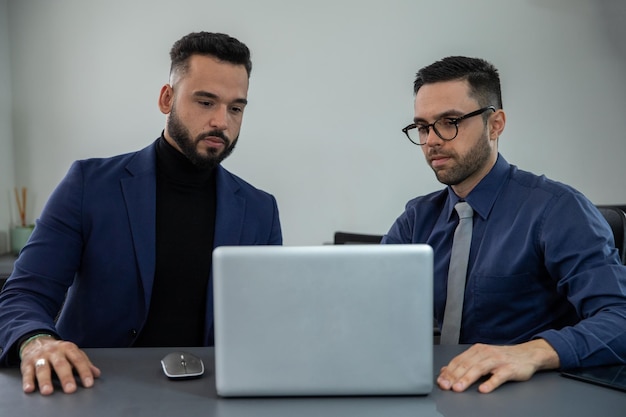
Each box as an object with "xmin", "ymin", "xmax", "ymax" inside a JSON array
[{"xmin": 455, "ymin": 201, "xmax": 473, "ymax": 219}]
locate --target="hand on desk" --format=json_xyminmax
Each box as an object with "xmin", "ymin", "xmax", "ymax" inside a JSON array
[
  {"xmin": 20, "ymin": 336, "xmax": 101, "ymax": 395},
  {"xmin": 437, "ymin": 339, "xmax": 560, "ymax": 393}
]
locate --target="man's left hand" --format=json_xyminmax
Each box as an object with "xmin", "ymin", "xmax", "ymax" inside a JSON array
[{"xmin": 437, "ymin": 339, "xmax": 560, "ymax": 393}]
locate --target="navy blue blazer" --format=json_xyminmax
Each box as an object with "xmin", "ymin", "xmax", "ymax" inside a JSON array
[{"xmin": 0, "ymin": 140, "xmax": 282, "ymax": 364}]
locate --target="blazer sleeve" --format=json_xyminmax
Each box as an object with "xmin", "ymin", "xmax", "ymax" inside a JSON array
[{"xmin": 0, "ymin": 161, "xmax": 86, "ymax": 365}]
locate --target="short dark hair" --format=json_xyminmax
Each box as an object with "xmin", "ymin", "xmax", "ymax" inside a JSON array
[
  {"xmin": 413, "ymin": 56, "xmax": 502, "ymax": 109},
  {"xmin": 169, "ymin": 31, "xmax": 252, "ymax": 79}
]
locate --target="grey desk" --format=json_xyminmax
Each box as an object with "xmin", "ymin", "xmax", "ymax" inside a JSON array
[{"xmin": 0, "ymin": 346, "xmax": 624, "ymax": 417}]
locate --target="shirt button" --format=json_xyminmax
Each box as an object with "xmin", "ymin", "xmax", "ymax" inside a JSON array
[{"xmin": 130, "ymin": 329, "xmax": 138, "ymax": 337}]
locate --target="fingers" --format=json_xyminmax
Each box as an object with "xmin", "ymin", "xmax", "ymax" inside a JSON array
[
  {"xmin": 50, "ymin": 351, "xmax": 80, "ymax": 394},
  {"xmin": 437, "ymin": 341, "xmax": 557, "ymax": 394},
  {"xmin": 64, "ymin": 346, "xmax": 101, "ymax": 389},
  {"xmin": 437, "ymin": 344, "xmax": 488, "ymax": 392},
  {"xmin": 21, "ymin": 357, "xmax": 55, "ymax": 395},
  {"xmin": 437, "ymin": 344, "xmax": 515, "ymax": 393},
  {"xmin": 478, "ymin": 372, "xmax": 509, "ymax": 393},
  {"xmin": 438, "ymin": 363, "xmax": 487, "ymax": 392},
  {"xmin": 440, "ymin": 364, "xmax": 512, "ymax": 393},
  {"xmin": 21, "ymin": 358, "xmax": 43, "ymax": 394},
  {"xmin": 20, "ymin": 338, "xmax": 101, "ymax": 395}
]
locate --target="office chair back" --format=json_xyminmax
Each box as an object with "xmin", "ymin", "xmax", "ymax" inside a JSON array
[
  {"xmin": 334, "ymin": 232, "xmax": 383, "ymax": 245},
  {"xmin": 596, "ymin": 206, "xmax": 626, "ymax": 265}
]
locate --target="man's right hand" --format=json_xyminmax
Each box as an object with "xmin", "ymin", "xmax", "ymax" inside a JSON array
[{"xmin": 19, "ymin": 335, "xmax": 101, "ymax": 395}]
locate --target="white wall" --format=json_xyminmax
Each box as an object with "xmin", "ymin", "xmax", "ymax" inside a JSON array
[
  {"xmin": 3, "ymin": 0, "xmax": 626, "ymax": 247},
  {"xmin": 0, "ymin": 0, "xmax": 14, "ymax": 253}
]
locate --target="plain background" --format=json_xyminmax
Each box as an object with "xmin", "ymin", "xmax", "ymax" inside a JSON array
[{"xmin": 0, "ymin": 0, "xmax": 625, "ymax": 252}]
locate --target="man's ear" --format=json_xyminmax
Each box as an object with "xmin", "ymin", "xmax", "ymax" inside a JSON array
[
  {"xmin": 489, "ymin": 109, "xmax": 506, "ymax": 140},
  {"xmin": 158, "ymin": 84, "xmax": 174, "ymax": 115}
]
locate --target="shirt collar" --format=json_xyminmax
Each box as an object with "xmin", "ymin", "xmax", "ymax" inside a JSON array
[{"xmin": 446, "ymin": 153, "xmax": 510, "ymax": 221}]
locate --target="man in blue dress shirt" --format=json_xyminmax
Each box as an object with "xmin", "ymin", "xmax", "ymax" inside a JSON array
[{"xmin": 384, "ymin": 56, "xmax": 626, "ymax": 393}]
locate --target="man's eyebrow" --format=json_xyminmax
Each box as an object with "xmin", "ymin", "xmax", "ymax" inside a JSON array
[
  {"xmin": 193, "ymin": 91, "xmax": 248, "ymax": 105},
  {"xmin": 414, "ymin": 109, "xmax": 464, "ymax": 123}
]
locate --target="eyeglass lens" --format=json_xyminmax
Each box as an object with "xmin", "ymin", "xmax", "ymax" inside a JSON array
[
  {"xmin": 403, "ymin": 106, "xmax": 495, "ymax": 146},
  {"xmin": 404, "ymin": 119, "xmax": 458, "ymax": 145},
  {"xmin": 423, "ymin": 119, "xmax": 457, "ymax": 142}
]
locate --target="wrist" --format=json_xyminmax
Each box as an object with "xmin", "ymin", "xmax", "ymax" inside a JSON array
[
  {"xmin": 529, "ymin": 338, "xmax": 560, "ymax": 370},
  {"xmin": 18, "ymin": 333, "xmax": 55, "ymax": 360}
]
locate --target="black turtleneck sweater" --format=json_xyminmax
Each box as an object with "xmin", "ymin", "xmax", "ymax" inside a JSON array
[{"xmin": 134, "ymin": 136, "xmax": 216, "ymax": 347}]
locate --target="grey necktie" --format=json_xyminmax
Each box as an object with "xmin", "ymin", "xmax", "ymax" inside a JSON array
[{"xmin": 440, "ymin": 201, "xmax": 474, "ymax": 345}]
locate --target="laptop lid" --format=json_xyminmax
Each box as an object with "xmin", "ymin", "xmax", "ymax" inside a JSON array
[{"xmin": 212, "ymin": 244, "xmax": 433, "ymax": 397}]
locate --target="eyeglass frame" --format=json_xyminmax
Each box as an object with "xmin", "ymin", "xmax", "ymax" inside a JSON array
[{"xmin": 401, "ymin": 106, "xmax": 496, "ymax": 146}]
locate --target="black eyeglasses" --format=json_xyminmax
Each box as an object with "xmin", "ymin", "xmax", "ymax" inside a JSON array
[{"xmin": 402, "ymin": 106, "xmax": 496, "ymax": 146}]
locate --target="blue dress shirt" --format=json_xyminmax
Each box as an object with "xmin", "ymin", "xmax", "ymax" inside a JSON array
[{"xmin": 382, "ymin": 154, "xmax": 626, "ymax": 369}]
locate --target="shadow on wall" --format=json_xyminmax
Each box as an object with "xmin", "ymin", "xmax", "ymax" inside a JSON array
[{"xmin": 595, "ymin": 0, "xmax": 626, "ymax": 69}]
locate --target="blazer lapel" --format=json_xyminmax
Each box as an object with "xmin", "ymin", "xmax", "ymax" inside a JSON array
[
  {"xmin": 205, "ymin": 165, "xmax": 246, "ymax": 344},
  {"xmin": 213, "ymin": 166, "xmax": 246, "ymax": 248},
  {"xmin": 121, "ymin": 144, "xmax": 157, "ymax": 310}
]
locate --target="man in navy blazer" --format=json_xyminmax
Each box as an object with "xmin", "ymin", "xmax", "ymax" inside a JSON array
[{"xmin": 0, "ymin": 32, "xmax": 281, "ymax": 395}]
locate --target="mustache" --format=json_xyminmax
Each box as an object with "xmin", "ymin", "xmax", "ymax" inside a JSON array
[
  {"xmin": 428, "ymin": 150, "xmax": 451, "ymax": 158},
  {"xmin": 198, "ymin": 130, "xmax": 229, "ymax": 144}
]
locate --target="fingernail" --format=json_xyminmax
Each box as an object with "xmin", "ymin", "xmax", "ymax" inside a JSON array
[{"xmin": 84, "ymin": 377, "xmax": 94, "ymax": 387}]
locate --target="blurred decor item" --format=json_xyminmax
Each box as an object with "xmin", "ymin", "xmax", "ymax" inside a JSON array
[
  {"xmin": 10, "ymin": 226, "xmax": 33, "ymax": 255},
  {"xmin": 11, "ymin": 187, "xmax": 34, "ymax": 255},
  {"xmin": 14, "ymin": 186, "xmax": 27, "ymax": 227}
]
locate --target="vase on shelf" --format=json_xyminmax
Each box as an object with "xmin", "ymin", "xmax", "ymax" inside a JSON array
[{"xmin": 10, "ymin": 225, "xmax": 34, "ymax": 255}]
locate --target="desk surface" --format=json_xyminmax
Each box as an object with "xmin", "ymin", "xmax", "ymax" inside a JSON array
[{"xmin": 1, "ymin": 345, "xmax": 624, "ymax": 417}]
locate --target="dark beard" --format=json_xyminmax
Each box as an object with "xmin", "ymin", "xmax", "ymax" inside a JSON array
[
  {"xmin": 432, "ymin": 130, "xmax": 491, "ymax": 186},
  {"xmin": 166, "ymin": 105, "xmax": 238, "ymax": 170}
]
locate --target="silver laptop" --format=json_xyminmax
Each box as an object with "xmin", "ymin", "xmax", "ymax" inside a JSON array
[{"xmin": 212, "ymin": 244, "xmax": 433, "ymax": 397}]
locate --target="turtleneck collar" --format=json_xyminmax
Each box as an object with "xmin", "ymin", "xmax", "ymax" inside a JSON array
[{"xmin": 156, "ymin": 133, "xmax": 215, "ymax": 186}]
